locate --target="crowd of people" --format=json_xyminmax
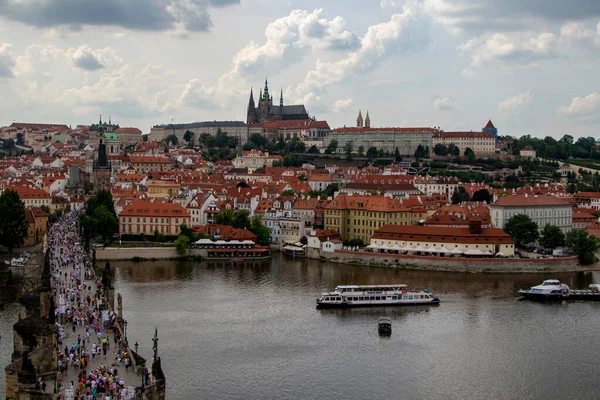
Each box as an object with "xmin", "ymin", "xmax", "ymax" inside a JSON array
[{"xmin": 48, "ymin": 211, "xmax": 135, "ymax": 400}]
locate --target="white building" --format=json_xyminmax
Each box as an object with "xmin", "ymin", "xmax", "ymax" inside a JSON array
[
  {"xmin": 433, "ymin": 131, "xmax": 496, "ymax": 156},
  {"xmin": 489, "ymin": 194, "xmax": 573, "ymax": 234}
]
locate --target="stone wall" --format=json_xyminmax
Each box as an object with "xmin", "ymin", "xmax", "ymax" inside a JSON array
[
  {"xmin": 96, "ymin": 247, "xmax": 207, "ymax": 260},
  {"xmin": 321, "ymin": 250, "xmax": 582, "ymax": 273}
]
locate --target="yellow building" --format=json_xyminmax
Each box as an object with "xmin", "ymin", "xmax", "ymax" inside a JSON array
[
  {"xmin": 324, "ymin": 194, "xmax": 411, "ymax": 243},
  {"xmin": 147, "ymin": 179, "xmax": 180, "ymax": 198},
  {"xmin": 118, "ymin": 200, "xmax": 190, "ymax": 236}
]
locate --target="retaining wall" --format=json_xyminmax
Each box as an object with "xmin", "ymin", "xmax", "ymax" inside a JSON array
[
  {"xmin": 96, "ymin": 247, "xmax": 185, "ymax": 260},
  {"xmin": 321, "ymin": 250, "xmax": 582, "ymax": 273}
]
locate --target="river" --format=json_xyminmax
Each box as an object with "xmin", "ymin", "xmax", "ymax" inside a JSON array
[{"xmin": 3, "ymin": 254, "xmax": 600, "ymax": 399}]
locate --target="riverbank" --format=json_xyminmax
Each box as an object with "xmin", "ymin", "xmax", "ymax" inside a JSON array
[{"xmin": 320, "ymin": 250, "xmax": 583, "ymax": 273}]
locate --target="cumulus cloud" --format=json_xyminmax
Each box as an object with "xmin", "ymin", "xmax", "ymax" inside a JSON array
[
  {"xmin": 297, "ymin": 5, "xmax": 431, "ymax": 98},
  {"xmin": 68, "ymin": 46, "xmax": 122, "ymax": 71},
  {"xmin": 560, "ymin": 21, "xmax": 600, "ymax": 48},
  {"xmin": 557, "ymin": 92, "xmax": 600, "ymax": 121},
  {"xmin": 228, "ymin": 9, "xmax": 358, "ymax": 78},
  {"xmin": 177, "ymin": 79, "xmax": 219, "ymax": 109},
  {"xmin": 498, "ymin": 91, "xmax": 533, "ymax": 113},
  {"xmin": 0, "ymin": 0, "xmax": 240, "ymax": 33},
  {"xmin": 458, "ymin": 31, "xmax": 558, "ymax": 68},
  {"xmin": 423, "ymin": 0, "xmax": 600, "ymax": 34},
  {"xmin": 433, "ymin": 96, "xmax": 457, "ymax": 110},
  {"xmin": 0, "ymin": 43, "xmax": 14, "ymax": 77},
  {"xmin": 333, "ymin": 98, "xmax": 354, "ymax": 112}
]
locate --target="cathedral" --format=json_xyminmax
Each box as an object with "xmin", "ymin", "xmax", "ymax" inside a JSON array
[{"xmin": 246, "ymin": 79, "xmax": 309, "ymax": 124}]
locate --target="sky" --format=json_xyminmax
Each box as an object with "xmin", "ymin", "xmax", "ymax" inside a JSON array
[{"xmin": 0, "ymin": 0, "xmax": 599, "ymax": 139}]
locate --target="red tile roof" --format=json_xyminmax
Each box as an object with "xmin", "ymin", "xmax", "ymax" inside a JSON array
[
  {"xmin": 373, "ymin": 224, "xmax": 513, "ymax": 244},
  {"xmin": 491, "ymin": 194, "xmax": 571, "ymax": 207},
  {"xmin": 119, "ymin": 200, "xmax": 189, "ymax": 217}
]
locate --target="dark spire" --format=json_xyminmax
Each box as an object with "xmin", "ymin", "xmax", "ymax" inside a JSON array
[
  {"xmin": 247, "ymin": 88, "xmax": 255, "ymax": 113},
  {"xmin": 280, "ymin": 88, "xmax": 283, "ymax": 107},
  {"xmin": 96, "ymin": 139, "xmax": 109, "ymax": 168},
  {"xmin": 263, "ymin": 77, "xmax": 269, "ymax": 99},
  {"xmin": 99, "ymin": 114, "xmax": 102, "ymax": 125}
]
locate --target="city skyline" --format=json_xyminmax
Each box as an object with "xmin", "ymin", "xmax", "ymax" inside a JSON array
[{"xmin": 0, "ymin": 0, "xmax": 599, "ymax": 138}]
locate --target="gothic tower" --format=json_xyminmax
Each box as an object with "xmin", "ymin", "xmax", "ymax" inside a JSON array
[
  {"xmin": 258, "ymin": 78, "xmax": 272, "ymax": 122},
  {"xmin": 247, "ymin": 88, "xmax": 258, "ymax": 124},
  {"xmin": 280, "ymin": 88, "xmax": 283, "ymax": 108},
  {"xmin": 365, "ymin": 111, "xmax": 371, "ymax": 128},
  {"xmin": 93, "ymin": 138, "xmax": 111, "ymax": 192},
  {"xmin": 357, "ymin": 110, "xmax": 363, "ymax": 128}
]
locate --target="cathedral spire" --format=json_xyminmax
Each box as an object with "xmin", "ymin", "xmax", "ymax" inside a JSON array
[
  {"xmin": 99, "ymin": 115, "xmax": 102, "ymax": 125},
  {"xmin": 356, "ymin": 110, "xmax": 363, "ymax": 128},
  {"xmin": 365, "ymin": 111, "xmax": 370, "ymax": 128},
  {"xmin": 263, "ymin": 77, "xmax": 269, "ymax": 99},
  {"xmin": 280, "ymin": 88, "xmax": 283, "ymax": 107}
]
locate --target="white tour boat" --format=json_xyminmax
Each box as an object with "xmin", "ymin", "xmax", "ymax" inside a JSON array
[
  {"xmin": 518, "ymin": 279, "xmax": 570, "ymax": 301},
  {"xmin": 316, "ymin": 284, "xmax": 440, "ymax": 308}
]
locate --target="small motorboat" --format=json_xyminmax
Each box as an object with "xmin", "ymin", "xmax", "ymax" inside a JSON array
[
  {"xmin": 378, "ymin": 317, "xmax": 392, "ymax": 335},
  {"xmin": 518, "ymin": 279, "xmax": 570, "ymax": 301}
]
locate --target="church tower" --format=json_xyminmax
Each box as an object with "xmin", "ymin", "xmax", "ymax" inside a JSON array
[
  {"xmin": 357, "ymin": 110, "xmax": 363, "ymax": 128},
  {"xmin": 93, "ymin": 138, "xmax": 111, "ymax": 192},
  {"xmin": 258, "ymin": 78, "xmax": 272, "ymax": 123},
  {"xmin": 247, "ymin": 88, "xmax": 258, "ymax": 124},
  {"xmin": 365, "ymin": 111, "xmax": 371, "ymax": 128},
  {"xmin": 280, "ymin": 88, "xmax": 283, "ymax": 108}
]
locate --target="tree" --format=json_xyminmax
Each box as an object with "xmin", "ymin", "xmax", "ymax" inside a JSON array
[
  {"xmin": 325, "ymin": 139, "xmax": 338, "ymax": 154},
  {"xmin": 249, "ymin": 133, "xmax": 268, "ymax": 149},
  {"xmin": 358, "ymin": 145, "xmax": 365, "ymax": 156},
  {"xmin": 307, "ymin": 145, "xmax": 319, "ymax": 154},
  {"xmin": 180, "ymin": 223, "xmax": 194, "ymax": 239},
  {"xmin": 0, "ymin": 189, "xmax": 28, "ymax": 252},
  {"xmin": 451, "ymin": 186, "xmax": 471, "ymax": 204},
  {"xmin": 16, "ymin": 132, "xmax": 24, "ymax": 145},
  {"xmin": 142, "ymin": 134, "xmax": 148, "ymax": 142},
  {"xmin": 300, "ymin": 236, "xmax": 308, "ymax": 245},
  {"xmin": 183, "ymin": 130, "xmax": 194, "ymax": 145},
  {"xmin": 394, "ymin": 147, "xmax": 401, "ymax": 162},
  {"xmin": 566, "ymin": 230, "xmax": 599, "ymax": 265},
  {"xmin": 471, "ymin": 189, "xmax": 493, "ymax": 203},
  {"xmin": 250, "ymin": 216, "xmax": 271, "ymax": 245},
  {"xmin": 93, "ymin": 205, "xmax": 119, "ymax": 243},
  {"xmin": 366, "ymin": 146, "xmax": 378, "ymax": 159},
  {"xmin": 464, "ymin": 147, "xmax": 475, "ymax": 162},
  {"xmin": 539, "ymin": 224, "xmax": 565, "ymax": 252},
  {"xmin": 414, "ymin": 144, "xmax": 427, "ymax": 160},
  {"xmin": 165, "ymin": 134, "xmax": 178, "ymax": 146},
  {"xmin": 504, "ymin": 214, "xmax": 539, "ymax": 247},
  {"xmin": 448, "ymin": 143, "xmax": 460, "ymax": 157},
  {"xmin": 433, "ymin": 143, "xmax": 448, "ymax": 156},
  {"xmin": 344, "ymin": 141, "xmax": 353, "ymax": 160},
  {"xmin": 174, "ymin": 234, "xmax": 191, "ymax": 256},
  {"xmin": 214, "ymin": 208, "xmax": 235, "ymax": 226}
]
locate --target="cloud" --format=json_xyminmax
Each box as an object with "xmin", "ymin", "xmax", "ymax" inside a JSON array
[
  {"xmin": 333, "ymin": 98, "xmax": 354, "ymax": 112},
  {"xmin": 423, "ymin": 0, "xmax": 600, "ymax": 34},
  {"xmin": 557, "ymin": 92, "xmax": 600, "ymax": 121},
  {"xmin": 498, "ymin": 91, "xmax": 533, "ymax": 113},
  {"xmin": 68, "ymin": 46, "xmax": 122, "ymax": 71},
  {"xmin": 433, "ymin": 96, "xmax": 457, "ymax": 110},
  {"xmin": 297, "ymin": 5, "xmax": 431, "ymax": 98},
  {"xmin": 0, "ymin": 0, "xmax": 241, "ymax": 33},
  {"xmin": 560, "ymin": 21, "xmax": 600, "ymax": 48},
  {"xmin": 461, "ymin": 67, "xmax": 475, "ymax": 78},
  {"xmin": 0, "ymin": 43, "xmax": 14, "ymax": 77},
  {"xmin": 380, "ymin": 0, "xmax": 403, "ymax": 8},
  {"xmin": 458, "ymin": 31, "xmax": 558, "ymax": 68},
  {"xmin": 177, "ymin": 79, "xmax": 218, "ymax": 109},
  {"xmin": 227, "ymin": 9, "xmax": 358, "ymax": 78}
]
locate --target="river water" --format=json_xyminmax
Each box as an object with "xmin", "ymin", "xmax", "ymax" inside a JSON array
[{"xmin": 3, "ymin": 255, "xmax": 600, "ymax": 399}]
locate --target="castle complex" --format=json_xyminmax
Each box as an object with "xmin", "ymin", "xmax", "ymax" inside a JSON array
[{"xmin": 246, "ymin": 79, "xmax": 309, "ymax": 124}]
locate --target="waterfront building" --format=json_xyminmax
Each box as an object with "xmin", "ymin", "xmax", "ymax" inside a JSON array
[
  {"xmin": 23, "ymin": 206, "xmax": 49, "ymax": 246},
  {"xmin": 489, "ymin": 194, "xmax": 573, "ymax": 234},
  {"xmin": 325, "ymin": 126, "xmax": 437, "ymax": 156},
  {"xmin": 572, "ymin": 208, "xmax": 597, "ymax": 230},
  {"xmin": 306, "ymin": 228, "xmax": 342, "ymax": 258},
  {"xmin": 247, "ymin": 79, "xmax": 309, "ymax": 125},
  {"xmin": 432, "ymin": 131, "xmax": 496, "ymax": 156},
  {"xmin": 370, "ymin": 220, "xmax": 515, "ymax": 256},
  {"xmin": 324, "ymin": 194, "xmax": 411, "ymax": 243},
  {"xmin": 118, "ymin": 200, "xmax": 190, "ymax": 236}
]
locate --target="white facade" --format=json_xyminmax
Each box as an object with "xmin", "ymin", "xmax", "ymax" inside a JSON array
[
  {"xmin": 489, "ymin": 196, "xmax": 573, "ymax": 234},
  {"xmin": 433, "ymin": 131, "xmax": 496, "ymax": 156}
]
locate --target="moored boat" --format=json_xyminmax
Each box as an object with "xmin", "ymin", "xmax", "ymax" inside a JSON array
[
  {"xmin": 518, "ymin": 279, "xmax": 570, "ymax": 301},
  {"xmin": 316, "ymin": 284, "xmax": 440, "ymax": 308}
]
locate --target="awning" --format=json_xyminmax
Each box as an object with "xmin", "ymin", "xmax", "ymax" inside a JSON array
[
  {"xmin": 438, "ymin": 247, "xmax": 450, "ymax": 253},
  {"xmin": 495, "ymin": 252, "xmax": 506, "ymax": 257},
  {"xmin": 283, "ymin": 246, "xmax": 304, "ymax": 251},
  {"xmin": 464, "ymin": 249, "xmax": 484, "ymax": 255},
  {"xmin": 450, "ymin": 248, "xmax": 463, "ymax": 254},
  {"xmin": 392, "ymin": 244, "xmax": 401, "ymax": 251},
  {"xmin": 427, "ymin": 247, "xmax": 438, "ymax": 253},
  {"xmin": 415, "ymin": 245, "xmax": 426, "ymax": 252}
]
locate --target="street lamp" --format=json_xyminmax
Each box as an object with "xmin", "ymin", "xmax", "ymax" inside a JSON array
[{"xmin": 134, "ymin": 341, "xmax": 138, "ymax": 354}]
